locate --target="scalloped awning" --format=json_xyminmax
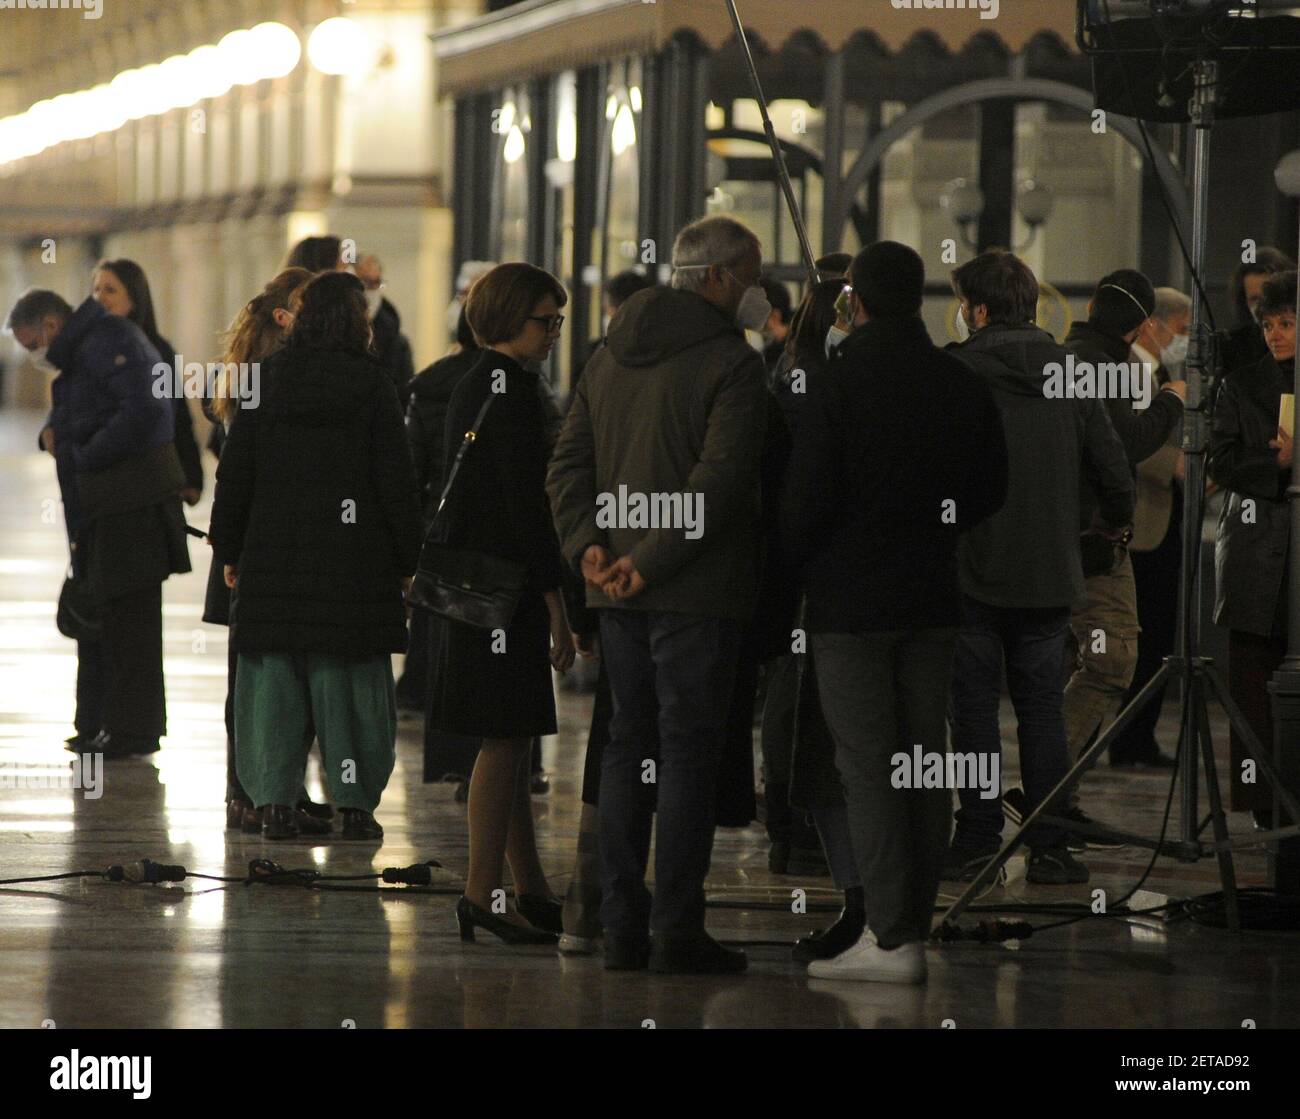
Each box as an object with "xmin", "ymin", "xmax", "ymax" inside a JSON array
[{"xmin": 432, "ymin": 0, "xmax": 1080, "ymax": 97}]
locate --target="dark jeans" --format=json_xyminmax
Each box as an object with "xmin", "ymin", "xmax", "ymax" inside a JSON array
[
  {"xmin": 951, "ymin": 597, "xmax": 1071, "ymax": 851},
  {"xmin": 813, "ymin": 628, "xmax": 956, "ymax": 947},
  {"xmin": 598, "ymin": 610, "xmax": 740, "ymax": 940},
  {"xmin": 74, "ymin": 584, "xmax": 166, "ymax": 740}
]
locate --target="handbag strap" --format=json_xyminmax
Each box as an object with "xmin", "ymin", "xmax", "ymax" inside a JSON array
[{"xmin": 429, "ymin": 390, "xmax": 498, "ymax": 530}]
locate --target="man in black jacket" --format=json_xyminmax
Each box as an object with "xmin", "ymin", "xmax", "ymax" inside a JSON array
[
  {"xmin": 8, "ymin": 289, "xmax": 190, "ymax": 758},
  {"xmin": 1062, "ymin": 272, "xmax": 1185, "ymax": 781},
  {"xmin": 781, "ymin": 242, "xmax": 1008, "ymax": 983},
  {"xmin": 944, "ymin": 252, "xmax": 1134, "ymax": 886}
]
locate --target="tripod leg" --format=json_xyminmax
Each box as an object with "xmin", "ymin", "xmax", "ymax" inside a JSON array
[
  {"xmin": 1203, "ymin": 665, "xmax": 1300, "ymax": 827},
  {"xmin": 1193, "ymin": 671, "xmax": 1240, "ymax": 932}
]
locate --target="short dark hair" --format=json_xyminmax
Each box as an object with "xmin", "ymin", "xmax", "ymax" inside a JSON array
[
  {"xmin": 951, "ymin": 251, "xmax": 1038, "ymax": 326},
  {"xmin": 1258, "ymin": 270, "xmax": 1298, "ymax": 321},
  {"xmin": 852, "ymin": 242, "xmax": 924, "ymax": 318},
  {"xmin": 760, "ymin": 276, "xmax": 793, "ymax": 323},
  {"xmin": 465, "ymin": 263, "xmax": 567, "ymax": 347},
  {"xmin": 454, "ymin": 303, "xmax": 479, "ymax": 351},
  {"xmin": 605, "ymin": 269, "xmax": 654, "ymax": 311},
  {"xmin": 1230, "ymin": 246, "xmax": 1295, "ymax": 324},
  {"xmin": 289, "ymin": 271, "xmax": 370, "ymax": 355},
  {"xmin": 815, "ymin": 252, "xmax": 852, "ymax": 280},
  {"xmin": 5, "ymin": 289, "xmax": 72, "ymax": 332},
  {"xmin": 1089, "ymin": 269, "xmax": 1155, "ymax": 337},
  {"xmin": 285, "ymin": 236, "xmax": 343, "ymax": 274}
]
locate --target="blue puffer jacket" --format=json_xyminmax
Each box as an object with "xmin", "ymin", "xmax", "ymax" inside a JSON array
[{"xmin": 45, "ymin": 298, "xmax": 173, "ymax": 541}]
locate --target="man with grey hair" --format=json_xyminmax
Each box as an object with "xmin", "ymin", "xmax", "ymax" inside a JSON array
[
  {"xmin": 548, "ymin": 214, "xmax": 770, "ymax": 974},
  {"xmin": 1109, "ymin": 287, "xmax": 1192, "ymax": 767},
  {"xmin": 1133, "ymin": 287, "xmax": 1192, "ymax": 380}
]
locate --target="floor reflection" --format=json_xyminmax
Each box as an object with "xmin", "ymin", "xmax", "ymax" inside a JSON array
[{"xmin": 2, "ymin": 411, "xmax": 1296, "ymax": 1029}]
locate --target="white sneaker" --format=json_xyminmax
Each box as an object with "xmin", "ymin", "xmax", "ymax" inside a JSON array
[{"xmin": 806, "ymin": 929, "xmax": 927, "ymax": 984}]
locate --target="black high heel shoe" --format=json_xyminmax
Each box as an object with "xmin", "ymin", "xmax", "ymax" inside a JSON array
[
  {"xmin": 515, "ymin": 894, "xmax": 563, "ymax": 934},
  {"xmin": 455, "ymin": 896, "xmax": 559, "ymax": 945}
]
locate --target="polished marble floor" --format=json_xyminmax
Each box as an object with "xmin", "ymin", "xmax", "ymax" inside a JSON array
[{"xmin": 1, "ymin": 411, "xmax": 1297, "ymax": 1029}]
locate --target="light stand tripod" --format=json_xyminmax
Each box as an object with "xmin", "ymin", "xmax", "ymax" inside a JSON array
[{"xmin": 938, "ymin": 58, "xmax": 1300, "ymax": 936}]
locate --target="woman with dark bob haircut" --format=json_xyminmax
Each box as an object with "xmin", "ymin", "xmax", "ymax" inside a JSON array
[
  {"xmin": 424, "ymin": 262, "xmax": 578, "ymax": 945},
  {"xmin": 209, "ymin": 270, "xmax": 422, "ymax": 841},
  {"xmin": 1208, "ymin": 269, "xmax": 1296, "ymax": 829}
]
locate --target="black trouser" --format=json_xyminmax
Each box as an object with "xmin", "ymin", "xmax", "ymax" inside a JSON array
[
  {"xmin": 225, "ymin": 639, "xmax": 245, "ymax": 800},
  {"xmin": 1111, "ymin": 489, "xmax": 1182, "ymax": 763},
  {"xmin": 74, "ymin": 584, "xmax": 166, "ymax": 740},
  {"xmin": 394, "ymin": 607, "xmax": 430, "ymax": 709}
]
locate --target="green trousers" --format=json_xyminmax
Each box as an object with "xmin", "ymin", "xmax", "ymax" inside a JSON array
[{"xmin": 235, "ymin": 652, "xmax": 396, "ymax": 811}]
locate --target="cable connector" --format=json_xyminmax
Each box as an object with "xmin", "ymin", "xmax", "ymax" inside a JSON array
[
  {"xmin": 104, "ymin": 860, "xmax": 187, "ymax": 884},
  {"xmin": 246, "ymin": 858, "xmax": 320, "ymax": 887},
  {"xmin": 933, "ymin": 919, "xmax": 1034, "ymax": 944},
  {"xmin": 381, "ymin": 860, "xmax": 446, "ymax": 886}
]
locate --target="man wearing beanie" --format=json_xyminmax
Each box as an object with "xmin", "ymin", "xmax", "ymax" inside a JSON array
[
  {"xmin": 780, "ymin": 242, "xmax": 1009, "ymax": 983},
  {"xmin": 1062, "ymin": 271, "xmax": 1185, "ymax": 778}
]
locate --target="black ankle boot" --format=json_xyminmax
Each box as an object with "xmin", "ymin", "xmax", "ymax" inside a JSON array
[{"xmin": 791, "ymin": 886, "xmax": 866, "ymax": 963}]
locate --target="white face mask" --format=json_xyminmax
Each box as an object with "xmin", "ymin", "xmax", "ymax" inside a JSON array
[
  {"xmin": 30, "ymin": 345, "xmax": 50, "ymax": 366},
  {"xmin": 824, "ymin": 324, "xmax": 850, "ymax": 358},
  {"xmin": 364, "ymin": 288, "xmax": 383, "ymax": 319},
  {"xmin": 954, "ymin": 307, "xmax": 972, "ymax": 342},
  {"xmin": 447, "ymin": 298, "xmax": 463, "ymax": 335},
  {"xmin": 733, "ymin": 282, "xmax": 772, "ymax": 333},
  {"xmin": 1160, "ymin": 332, "xmax": 1189, "ymax": 368}
]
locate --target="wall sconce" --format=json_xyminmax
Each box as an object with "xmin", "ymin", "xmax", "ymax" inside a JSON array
[{"xmin": 940, "ymin": 176, "xmax": 1054, "ymax": 252}]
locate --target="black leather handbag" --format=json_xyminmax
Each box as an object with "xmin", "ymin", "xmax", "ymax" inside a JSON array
[
  {"xmin": 56, "ymin": 571, "xmax": 101, "ymax": 642},
  {"xmin": 407, "ymin": 392, "xmax": 527, "ymax": 630}
]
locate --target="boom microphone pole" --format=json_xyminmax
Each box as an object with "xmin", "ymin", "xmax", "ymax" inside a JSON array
[{"xmin": 723, "ymin": 0, "xmax": 820, "ymax": 289}]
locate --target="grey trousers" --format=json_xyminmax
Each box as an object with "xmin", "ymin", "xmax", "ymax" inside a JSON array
[{"xmin": 812, "ymin": 628, "xmax": 957, "ymax": 947}]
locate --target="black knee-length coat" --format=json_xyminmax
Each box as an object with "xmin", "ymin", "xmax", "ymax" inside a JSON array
[
  {"xmin": 425, "ymin": 351, "xmax": 568, "ymax": 739},
  {"xmin": 208, "ymin": 345, "xmax": 422, "ymax": 656}
]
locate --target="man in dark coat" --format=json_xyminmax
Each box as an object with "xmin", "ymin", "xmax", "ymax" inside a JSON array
[
  {"xmin": 944, "ymin": 252, "xmax": 1134, "ymax": 886},
  {"xmin": 357, "ymin": 254, "xmax": 416, "ymax": 406},
  {"xmin": 8, "ymin": 290, "xmax": 191, "ymax": 757},
  {"xmin": 1061, "ymin": 271, "xmax": 1185, "ymax": 781},
  {"xmin": 781, "ymin": 242, "xmax": 1008, "ymax": 983},
  {"xmin": 548, "ymin": 214, "xmax": 770, "ymax": 974}
]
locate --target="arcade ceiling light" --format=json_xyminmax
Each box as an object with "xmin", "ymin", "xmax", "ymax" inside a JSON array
[{"xmin": 0, "ymin": 18, "xmax": 369, "ymax": 168}]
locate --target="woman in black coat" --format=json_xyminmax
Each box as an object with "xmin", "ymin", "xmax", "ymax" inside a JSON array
[
  {"xmin": 423, "ymin": 263, "xmax": 576, "ymax": 945},
  {"xmin": 1208, "ymin": 270, "xmax": 1296, "ymax": 825},
  {"xmin": 91, "ymin": 260, "xmax": 204, "ymax": 504},
  {"xmin": 210, "ymin": 271, "xmax": 422, "ymax": 841}
]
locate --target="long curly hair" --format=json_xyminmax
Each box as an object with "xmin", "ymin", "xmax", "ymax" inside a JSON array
[{"xmin": 215, "ymin": 268, "xmax": 313, "ymax": 422}]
